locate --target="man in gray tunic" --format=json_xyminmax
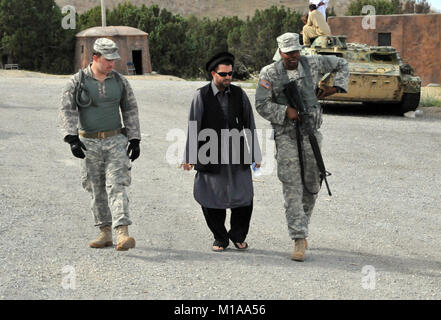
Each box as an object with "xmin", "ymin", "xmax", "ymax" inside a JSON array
[
  {"xmin": 58, "ymin": 38, "xmax": 141, "ymax": 251},
  {"xmin": 256, "ymin": 33, "xmax": 349, "ymax": 261},
  {"xmin": 181, "ymin": 52, "xmax": 262, "ymax": 252}
]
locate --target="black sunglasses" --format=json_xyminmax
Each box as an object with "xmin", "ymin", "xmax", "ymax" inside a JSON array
[{"xmin": 215, "ymin": 71, "xmax": 233, "ymax": 77}]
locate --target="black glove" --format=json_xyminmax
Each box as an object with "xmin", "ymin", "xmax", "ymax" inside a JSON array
[
  {"xmin": 127, "ymin": 139, "xmax": 140, "ymax": 162},
  {"xmin": 64, "ymin": 135, "xmax": 87, "ymax": 159}
]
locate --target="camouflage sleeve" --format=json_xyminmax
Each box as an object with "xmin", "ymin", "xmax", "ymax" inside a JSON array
[
  {"xmin": 255, "ymin": 66, "xmax": 288, "ymax": 125},
  {"xmin": 314, "ymin": 55, "xmax": 350, "ymax": 93},
  {"xmin": 58, "ymin": 73, "xmax": 80, "ymax": 139},
  {"xmin": 119, "ymin": 76, "xmax": 141, "ymax": 140}
]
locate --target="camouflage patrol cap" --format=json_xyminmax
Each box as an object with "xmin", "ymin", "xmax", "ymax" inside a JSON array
[
  {"xmin": 93, "ymin": 38, "xmax": 121, "ymax": 60},
  {"xmin": 277, "ymin": 33, "xmax": 302, "ymax": 53}
]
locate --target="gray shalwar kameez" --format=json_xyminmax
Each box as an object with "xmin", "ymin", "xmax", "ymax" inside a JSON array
[{"xmin": 184, "ymin": 81, "xmax": 261, "ymax": 209}]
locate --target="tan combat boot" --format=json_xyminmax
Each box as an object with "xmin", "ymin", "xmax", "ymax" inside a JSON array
[
  {"xmin": 116, "ymin": 225, "xmax": 136, "ymax": 251},
  {"xmin": 89, "ymin": 226, "xmax": 113, "ymax": 248},
  {"xmin": 291, "ymin": 238, "xmax": 307, "ymax": 261}
]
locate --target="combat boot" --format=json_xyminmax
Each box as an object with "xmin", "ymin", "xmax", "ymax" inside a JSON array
[
  {"xmin": 116, "ymin": 225, "xmax": 136, "ymax": 251},
  {"xmin": 89, "ymin": 226, "xmax": 113, "ymax": 248},
  {"xmin": 291, "ymin": 238, "xmax": 307, "ymax": 261}
]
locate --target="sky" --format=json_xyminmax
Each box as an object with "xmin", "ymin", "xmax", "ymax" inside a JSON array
[{"xmin": 429, "ymin": 0, "xmax": 441, "ymax": 12}]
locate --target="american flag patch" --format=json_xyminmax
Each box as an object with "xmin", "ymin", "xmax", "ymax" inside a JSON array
[{"xmin": 259, "ymin": 79, "xmax": 271, "ymax": 90}]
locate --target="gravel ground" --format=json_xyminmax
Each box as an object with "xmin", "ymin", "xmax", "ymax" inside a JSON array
[{"xmin": 0, "ymin": 72, "xmax": 440, "ymax": 300}]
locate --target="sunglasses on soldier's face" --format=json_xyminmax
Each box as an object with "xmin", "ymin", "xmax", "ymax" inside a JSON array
[{"xmin": 215, "ymin": 71, "xmax": 233, "ymax": 77}]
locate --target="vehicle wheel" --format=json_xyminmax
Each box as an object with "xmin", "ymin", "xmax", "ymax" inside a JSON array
[{"xmin": 398, "ymin": 92, "xmax": 420, "ymax": 114}]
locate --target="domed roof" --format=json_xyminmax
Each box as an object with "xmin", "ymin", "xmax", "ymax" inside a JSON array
[{"xmin": 76, "ymin": 26, "xmax": 148, "ymax": 37}]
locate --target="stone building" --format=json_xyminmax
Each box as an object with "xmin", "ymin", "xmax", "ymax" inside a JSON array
[
  {"xmin": 74, "ymin": 26, "xmax": 152, "ymax": 75},
  {"xmin": 328, "ymin": 14, "xmax": 441, "ymax": 86}
]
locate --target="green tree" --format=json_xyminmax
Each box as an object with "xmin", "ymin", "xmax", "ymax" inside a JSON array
[
  {"xmin": 78, "ymin": 6, "xmax": 103, "ymax": 30},
  {"xmin": 345, "ymin": 0, "xmax": 431, "ymax": 15},
  {"xmin": 402, "ymin": 0, "xmax": 431, "ymax": 13},
  {"xmin": 185, "ymin": 16, "xmax": 243, "ymax": 78},
  {"xmin": 149, "ymin": 16, "xmax": 194, "ymax": 77},
  {"xmin": 326, "ymin": 6, "xmax": 337, "ymax": 18},
  {"xmin": 391, "ymin": 0, "xmax": 403, "ymax": 13},
  {"xmin": 0, "ymin": 1, "xmax": 306, "ymax": 77},
  {"xmin": 345, "ymin": 0, "xmax": 395, "ymax": 15},
  {"xmin": 0, "ymin": 0, "xmax": 75, "ymax": 73},
  {"xmin": 231, "ymin": 6, "xmax": 302, "ymax": 74},
  {"xmin": 136, "ymin": 4, "xmax": 161, "ymax": 33},
  {"xmin": 107, "ymin": 2, "xmax": 140, "ymax": 28}
]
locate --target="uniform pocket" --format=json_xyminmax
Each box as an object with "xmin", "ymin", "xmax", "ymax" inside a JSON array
[
  {"xmin": 120, "ymin": 160, "xmax": 132, "ymax": 186},
  {"xmin": 80, "ymin": 161, "xmax": 92, "ymax": 192},
  {"xmin": 277, "ymin": 158, "xmax": 296, "ymax": 184},
  {"xmin": 275, "ymin": 134, "xmax": 299, "ymax": 184},
  {"xmin": 106, "ymin": 135, "xmax": 132, "ymax": 187},
  {"xmin": 106, "ymin": 159, "xmax": 131, "ymax": 187}
]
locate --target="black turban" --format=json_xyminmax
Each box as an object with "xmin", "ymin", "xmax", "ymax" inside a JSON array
[{"xmin": 205, "ymin": 52, "xmax": 235, "ymax": 72}]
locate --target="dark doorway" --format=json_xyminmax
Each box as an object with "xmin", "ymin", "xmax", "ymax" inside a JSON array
[
  {"xmin": 132, "ymin": 50, "xmax": 143, "ymax": 75},
  {"xmin": 378, "ymin": 33, "xmax": 391, "ymax": 46}
]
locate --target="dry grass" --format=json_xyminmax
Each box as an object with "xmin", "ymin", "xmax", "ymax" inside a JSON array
[{"xmin": 420, "ymin": 86, "xmax": 441, "ymax": 107}]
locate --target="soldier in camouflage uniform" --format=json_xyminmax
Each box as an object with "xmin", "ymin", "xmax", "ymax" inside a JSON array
[
  {"xmin": 58, "ymin": 38, "xmax": 141, "ymax": 251},
  {"xmin": 255, "ymin": 33, "xmax": 349, "ymax": 261}
]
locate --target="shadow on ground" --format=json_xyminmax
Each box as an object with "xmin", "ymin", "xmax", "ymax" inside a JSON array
[{"xmin": 127, "ymin": 246, "xmax": 441, "ymax": 278}]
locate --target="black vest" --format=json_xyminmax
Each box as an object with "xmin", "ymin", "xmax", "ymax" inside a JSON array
[{"xmin": 194, "ymin": 83, "xmax": 250, "ymax": 173}]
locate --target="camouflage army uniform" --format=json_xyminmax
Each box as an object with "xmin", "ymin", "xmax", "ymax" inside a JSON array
[
  {"xmin": 255, "ymin": 54, "xmax": 349, "ymax": 239},
  {"xmin": 58, "ymin": 64, "xmax": 141, "ymax": 229}
]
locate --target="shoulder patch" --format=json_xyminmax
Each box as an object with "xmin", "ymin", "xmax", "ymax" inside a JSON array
[{"xmin": 259, "ymin": 79, "xmax": 271, "ymax": 90}]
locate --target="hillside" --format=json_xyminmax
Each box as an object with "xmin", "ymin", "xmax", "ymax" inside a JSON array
[{"xmin": 55, "ymin": 0, "xmax": 352, "ymax": 19}]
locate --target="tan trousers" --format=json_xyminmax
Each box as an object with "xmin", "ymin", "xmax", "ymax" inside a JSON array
[{"xmin": 302, "ymin": 25, "xmax": 330, "ymax": 46}]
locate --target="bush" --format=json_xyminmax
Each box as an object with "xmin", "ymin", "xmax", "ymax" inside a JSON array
[{"xmin": 0, "ymin": 0, "xmax": 76, "ymax": 74}]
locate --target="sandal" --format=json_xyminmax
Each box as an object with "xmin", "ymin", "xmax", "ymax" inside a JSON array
[
  {"xmin": 212, "ymin": 240, "xmax": 228, "ymax": 252},
  {"xmin": 232, "ymin": 241, "xmax": 249, "ymax": 250}
]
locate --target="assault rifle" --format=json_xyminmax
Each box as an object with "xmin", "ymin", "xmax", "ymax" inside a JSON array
[{"xmin": 283, "ymin": 81, "xmax": 332, "ymax": 196}]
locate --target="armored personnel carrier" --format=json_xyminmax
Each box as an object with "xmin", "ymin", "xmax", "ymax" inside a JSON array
[{"xmin": 302, "ymin": 35, "xmax": 421, "ymax": 114}]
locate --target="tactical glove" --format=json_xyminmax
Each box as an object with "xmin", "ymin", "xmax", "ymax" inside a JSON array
[
  {"xmin": 127, "ymin": 139, "xmax": 140, "ymax": 162},
  {"xmin": 64, "ymin": 135, "xmax": 87, "ymax": 159}
]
